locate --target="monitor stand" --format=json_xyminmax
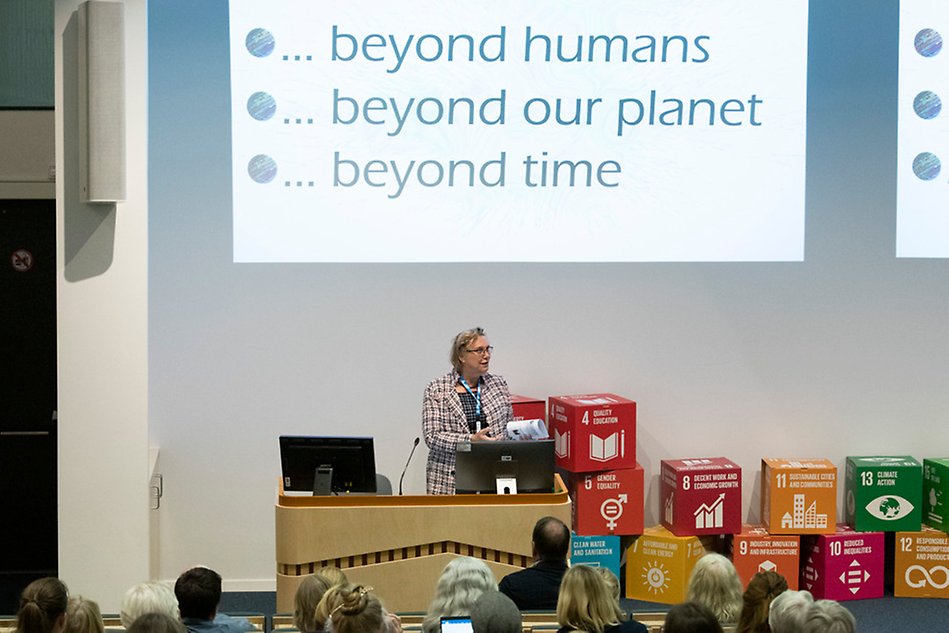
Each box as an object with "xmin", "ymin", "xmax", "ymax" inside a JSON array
[{"xmin": 313, "ymin": 465, "xmax": 333, "ymax": 496}]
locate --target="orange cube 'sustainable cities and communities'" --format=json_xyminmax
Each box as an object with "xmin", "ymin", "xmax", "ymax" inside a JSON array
[{"xmin": 761, "ymin": 458, "xmax": 837, "ymax": 535}]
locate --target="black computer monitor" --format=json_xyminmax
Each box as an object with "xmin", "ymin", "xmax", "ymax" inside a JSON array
[
  {"xmin": 454, "ymin": 439, "xmax": 555, "ymax": 494},
  {"xmin": 279, "ymin": 436, "xmax": 377, "ymax": 494}
]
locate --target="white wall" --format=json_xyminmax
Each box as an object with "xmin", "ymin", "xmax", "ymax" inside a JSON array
[
  {"xmin": 55, "ymin": 0, "xmax": 150, "ymax": 612},
  {"xmin": 142, "ymin": 0, "xmax": 947, "ymax": 594}
]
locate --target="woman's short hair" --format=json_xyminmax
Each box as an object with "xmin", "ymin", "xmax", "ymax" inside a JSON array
[
  {"xmin": 768, "ymin": 590, "xmax": 814, "ymax": 633},
  {"xmin": 686, "ymin": 553, "xmax": 744, "ymax": 624},
  {"xmin": 663, "ymin": 602, "xmax": 723, "ymax": 633},
  {"xmin": 15, "ymin": 577, "xmax": 69, "ymax": 633},
  {"xmin": 64, "ymin": 597, "xmax": 104, "ymax": 633},
  {"xmin": 801, "ymin": 600, "xmax": 855, "ymax": 633},
  {"xmin": 322, "ymin": 585, "xmax": 385, "ymax": 633},
  {"xmin": 734, "ymin": 571, "xmax": 788, "ymax": 633},
  {"xmin": 121, "ymin": 582, "xmax": 180, "ymax": 628},
  {"xmin": 450, "ymin": 328, "xmax": 486, "ymax": 372},
  {"xmin": 423, "ymin": 557, "xmax": 498, "ymax": 633},
  {"xmin": 556, "ymin": 565, "xmax": 622, "ymax": 633},
  {"xmin": 126, "ymin": 613, "xmax": 187, "ymax": 633},
  {"xmin": 295, "ymin": 575, "xmax": 335, "ymax": 633}
]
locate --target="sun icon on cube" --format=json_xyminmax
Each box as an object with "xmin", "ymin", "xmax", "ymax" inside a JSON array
[{"xmin": 642, "ymin": 561, "xmax": 670, "ymax": 595}]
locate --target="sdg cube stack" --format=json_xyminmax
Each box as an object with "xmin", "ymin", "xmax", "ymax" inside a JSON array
[{"xmin": 549, "ymin": 393, "xmax": 642, "ymax": 537}]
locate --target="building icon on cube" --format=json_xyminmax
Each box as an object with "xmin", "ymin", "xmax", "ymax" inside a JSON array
[{"xmin": 782, "ymin": 494, "xmax": 828, "ymax": 530}]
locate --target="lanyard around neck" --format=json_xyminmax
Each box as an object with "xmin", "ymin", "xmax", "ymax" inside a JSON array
[{"xmin": 459, "ymin": 377, "xmax": 482, "ymax": 418}]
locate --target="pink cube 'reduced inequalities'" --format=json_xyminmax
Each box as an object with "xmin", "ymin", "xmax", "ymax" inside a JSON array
[
  {"xmin": 548, "ymin": 393, "xmax": 636, "ymax": 473},
  {"xmin": 800, "ymin": 524, "xmax": 884, "ymax": 601},
  {"xmin": 563, "ymin": 464, "xmax": 644, "ymax": 536},
  {"xmin": 510, "ymin": 394, "xmax": 546, "ymax": 423},
  {"xmin": 660, "ymin": 458, "xmax": 742, "ymax": 536}
]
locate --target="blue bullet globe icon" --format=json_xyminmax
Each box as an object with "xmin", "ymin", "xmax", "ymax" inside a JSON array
[
  {"xmin": 247, "ymin": 92, "xmax": 277, "ymax": 121},
  {"xmin": 912, "ymin": 152, "xmax": 941, "ymax": 181},
  {"xmin": 248, "ymin": 154, "xmax": 278, "ymax": 184},
  {"xmin": 246, "ymin": 28, "xmax": 275, "ymax": 57},
  {"xmin": 913, "ymin": 91, "xmax": 942, "ymax": 120},
  {"xmin": 915, "ymin": 28, "xmax": 943, "ymax": 57}
]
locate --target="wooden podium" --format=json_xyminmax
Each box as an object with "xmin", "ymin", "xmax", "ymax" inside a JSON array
[{"xmin": 275, "ymin": 476, "xmax": 571, "ymax": 612}]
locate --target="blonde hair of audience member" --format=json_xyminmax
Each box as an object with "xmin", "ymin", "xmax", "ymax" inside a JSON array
[
  {"xmin": 767, "ymin": 590, "xmax": 814, "ymax": 633},
  {"xmin": 423, "ymin": 557, "xmax": 498, "ymax": 633},
  {"xmin": 556, "ymin": 565, "xmax": 623, "ymax": 633},
  {"xmin": 591, "ymin": 568, "xmax": 620, "ymax": 604},
  {"xmin": 322, "ymin": 585, "xmax": 393, "ymax": 633},
  {"xmin": 316, "ymin": 567, "xmax": 349, "ymax": 589},
  {"xmin": 15, "ymin": 578, "xmax": 69, "ymax": 633},
  {"xmin": 685, "ymin": 553, "xmax": 744, "ymax": 624},
  {"xmin": 63, "ymin": 597, "xmax": 104, "ymax": 633},
  {"xmin": 126, "ymin": 613, "xmax": 187, "ymax": 633},
  {"xmin": 800, "ymin": 600, "xmax": 855, "ymax": 633},
  {"xmin": 735, "ymin": 571, "xmax": 788, "ymax": 633},
  {"xmin": 120, "ymin": 582, "xmax": 180, "ymax": 628},
  {"xmin": 295, "ymin": 575, "xmax": 335, "ymax": 633}
]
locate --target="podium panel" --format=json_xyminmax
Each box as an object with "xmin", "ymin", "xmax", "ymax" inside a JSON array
[{"xmin": 275, "ymin": 476, "xmax": 571, "ymax": 612}]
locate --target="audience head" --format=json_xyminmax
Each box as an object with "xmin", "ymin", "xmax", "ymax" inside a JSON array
[
  {"xmin": 686, "ymin": 553, "xmax": 744, "ymax": 624},
  {"xmin": 126, "ymin": 613, "xmax": 187, "ymax": 633},
  {"xmin": 556, "ymin": 564, "xmax": 622, "ymax": 633},
  {"xmin": 801, "ymin": 600, "xmax": 855, "ymax": 633},
  {"xmin": 63, "ymin": 597, "xmax": 103, "ymax": 633},
  {"xmin": 15, "ymin": 577, "xmax": 69, "ymax": 633},
  {"xmin": 121, "ymin": 582, "xmax": 180, "ymax": 628},
  {"xmin": 768, "ymin": 590, "xmax": 814, "ymax": 633},
  {"xmin": 322, "ymin": 584, "xmax": 385, "ymax": 633},
  {"xmin": 591, "ymin": 567, "xmax": 620, "ymax": 603},
  {"xmin": 735, "ymin": 571, "xmax": 788, "ymax": 633},
  {"xmin": 470, "ymin": 591, "xmax": 521, "ymax": 633},
  {"xmin": 423, "ymin": 557, "xmax": 497, "ymax": 633},
  {"xmin": 174, "ymin": 567, "xmax": 222, "ymax": 620},
  {"xmin": 295, "ymin": 574, "xmax": 335, "ymax": 633},
  {"xmin": 663, "ymin": 602, "xmax": 723, "ymax": 633},
  {"xmin": 316, "ymin": 567, "xmax": 349, "ymax": 588},
  {"xmin": 532, "ymin": 516, "xmax": 570, "ymax": 563}
]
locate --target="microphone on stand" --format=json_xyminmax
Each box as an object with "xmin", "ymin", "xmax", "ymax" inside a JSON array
[{"xmin": 399, "ymin": 437, "xmax": 421, "ymax": 495}]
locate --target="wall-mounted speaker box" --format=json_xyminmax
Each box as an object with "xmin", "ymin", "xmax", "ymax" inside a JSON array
[{"xmin": 78, "ymin": 1, "xmax": 126, "ymax": 203}]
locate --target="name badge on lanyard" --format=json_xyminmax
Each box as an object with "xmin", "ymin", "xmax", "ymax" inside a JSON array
[{"xmin": 460, "ymin": 377, "xmax": 486, "ymax": 431}]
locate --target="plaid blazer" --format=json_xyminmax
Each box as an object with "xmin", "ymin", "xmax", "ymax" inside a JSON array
[{"xmin": 422, "ymin": 370, "xmax": 513, "ymax": 495}]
